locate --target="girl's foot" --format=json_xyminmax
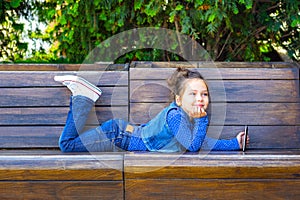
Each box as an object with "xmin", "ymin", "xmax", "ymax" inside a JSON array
[{"xmin": 54, "ymin": 75, "xmax": 102, "ymax": 102}]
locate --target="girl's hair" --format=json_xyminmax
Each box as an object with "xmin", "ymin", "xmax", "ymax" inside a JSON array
[{"xmin": 167, "ymin": 67, "xmax": 208, "ymax": 100}]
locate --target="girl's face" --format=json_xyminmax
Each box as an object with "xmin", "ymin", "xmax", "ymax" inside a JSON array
[{"xmin": 176, "ymin": 79, "xmax": 209, "ymax": 117}]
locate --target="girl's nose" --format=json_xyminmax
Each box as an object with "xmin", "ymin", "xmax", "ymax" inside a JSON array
[{"xmin": 195, "ymin": 93, "xmax": 203, "ymax": 101}]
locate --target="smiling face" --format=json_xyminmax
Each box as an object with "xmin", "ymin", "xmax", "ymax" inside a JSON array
[{"xmin": 175, "ymin": 78, "xmax": 209, "ymax": 117}]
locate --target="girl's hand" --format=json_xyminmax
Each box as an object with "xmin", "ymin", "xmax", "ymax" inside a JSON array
[
  {"xmin": 236, "ymin": 131, "xmax": 250, "ymax": 149},
  {"xmin": 190, "ymin": 106, "xmax": 207, "ymax": 119}
]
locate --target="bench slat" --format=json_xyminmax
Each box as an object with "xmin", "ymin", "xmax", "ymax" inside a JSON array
[
  {"xmin": 130, "ymin": 80, "xmax": 299, "ymax": 103},
  {"xmin": 133, "ymin": 61, "xmax": 298, "ymax": 69},
  {"xmin": 0, "ymin": 107, "xmax": 128, "ymax": 125},
  {"xmin": 0, "ymin": 125, "xmax": 298, "ymax": 149},
  {"xmin": 208, "ymin": 125, "xmax": 300, "ymax": 149},
  {"xmin": 125, "ymin": 179, "xmax": 300, "ymax": 200},
  {"xmin": 130, "ymin": 67, "xmax": 299, "ymax": 80},
  {"xmin": 0, "ymin": 181, "xmax": 123, "ymax": 200},
  {"xmin": 0, "ymin": 154, "xmax": 123, "ymax": 180},
  {"xmin": 0, "ymin": 71, "xmax": 128, "ymax": 87},
  {"xmin": 130, "ymin": 102, "xmax": 300, "ymax": 125},
  {"xmin": 0, "ymin": 63, "xmax": 127, "ymax": 71},
  {"xmin": 0, "ymin": 87, "xmax": 128, "ymax": 107},
  {"xmin": 124, "ymin": 154, "xmax": 300, "ymax": 179}
]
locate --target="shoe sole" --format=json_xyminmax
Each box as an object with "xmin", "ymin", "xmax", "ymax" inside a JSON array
[{"xmin": 54, "ymin": 75, "xmax": 102, "ymax": 96}]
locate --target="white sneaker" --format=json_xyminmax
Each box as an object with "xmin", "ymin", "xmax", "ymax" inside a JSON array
[{"xmin": 54, "ymin": 75, "xmax": 102, "ymax": 102}]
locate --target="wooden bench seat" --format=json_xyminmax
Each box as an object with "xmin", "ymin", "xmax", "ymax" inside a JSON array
[
  {"xmin": 0, "ymin": 152, "xmax": 123, "ymax": 199},
  {"xmin": 0, "ymin": 62, "xmax": 299, "ymax": 199},
  {"xmin": 124, "ymin": 152, "xmax": 300, "ymax": 199}
]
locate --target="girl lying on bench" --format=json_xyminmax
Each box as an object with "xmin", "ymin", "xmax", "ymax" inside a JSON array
[{"xmin": 54, "ymin": 67, "xmax": 249, "ymax": 152}]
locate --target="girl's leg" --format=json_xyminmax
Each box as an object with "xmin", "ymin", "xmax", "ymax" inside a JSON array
[
  {"xmin": 55, "ymin": 75, "xmax": 131, "ymax": 152},
  {"xmin": 59, "ymin": 95, "xmax": 96, "ymax": 152},
  {"xmin": 55, "ymin": 75, "xmax": 103, "ymax": 152},
  {"xmin": 60, "ymin": 111, "xmax": 128, "ymax": 152},
  {"xmin": 72, "ymin": 118, "xmax": 132, "ymax": 152}
]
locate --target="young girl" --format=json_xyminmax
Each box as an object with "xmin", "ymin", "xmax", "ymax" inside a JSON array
[{"xmin": 55, "ymin": 67, "xmax": 248, "ymax": 152}]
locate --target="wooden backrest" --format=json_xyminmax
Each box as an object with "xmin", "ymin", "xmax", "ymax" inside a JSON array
[
  {"xmin": 0, "ymin": 62, "xmax": 299, "ymax": 150},
  {"xmin": 129, "ymin": 62, "xmax": 300, "ymax": 150},
  {"xmin": 0, "ymin": 64, "xmax": 129, "ymax": 149}
]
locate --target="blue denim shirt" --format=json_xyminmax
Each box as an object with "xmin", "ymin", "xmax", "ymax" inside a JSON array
[
  {"xmin": 141, "ymin": 102, "xmax": 188, "ymax": 152},
  {"xmin": 139, "ymin": 102, "xmax": 239, "ymax": 152}
]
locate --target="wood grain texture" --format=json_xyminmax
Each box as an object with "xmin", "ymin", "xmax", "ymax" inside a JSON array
[
  {"xmin": 0, "ymin": 63, "xmax": 299, "ymax": 200},
  {"xmin": 124, "ymin": 153, "xmax": 300, "ymax": 179},
  {"xmin": 0, "ymin": 106, "xmax": 128, "ymax": 125},
  {"xmin": 125, "ymin": 179, "xmax": 300, "ymax": 200},
  {"xmin": 0, "ymin": 87, "xmax": 128, "ymax": 107},
  {"xmin": 130, "ymin": 80, "xmax": 299, "ymax": 103},
  {"xmin": 0, "ymin": 71, "xmax": 128, "ymax": 87},
  {"xmin": 0, "ymin": 63, "xmax": 127, "ymax": 71},
  {"xmin": 132, "ymin": 61, "xmax": 299, "ymax": 69},
  {"xmin": 129, "ymin": 102, "xmax": 300, "ymax": 125},
  {"xmin": 0, "ymin": 154, "xmax": 123, "ymax": 180},
  {"xmin": 130, "ymin": 66, "xmax": 299, "ymax": 80},
  {"xmin": 0, "ymin": 181, "xmax": 123, "ymax": 200}
]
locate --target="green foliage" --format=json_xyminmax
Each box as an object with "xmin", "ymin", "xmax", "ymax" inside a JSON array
[
  {"xmin": 2, "ymin": 0, "xmax": 300, "ymax": 63},
  {"xmin": 0, "ymin": 0, "xmax": 30, "ymax": 62}
]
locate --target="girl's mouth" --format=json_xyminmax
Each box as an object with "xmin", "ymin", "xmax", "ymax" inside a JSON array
[{"xmin": 194, "ymin": 104, "xmax": 204, "ymax": 108}]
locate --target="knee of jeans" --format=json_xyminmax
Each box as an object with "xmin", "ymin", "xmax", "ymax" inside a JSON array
[
  {"xmin": 59, "ymin": 139, "xmax": 69, "ymax": 152},
  {"xmin": 58, "ymin": 137, "xmax": 73, "ymax": 153},
  {"xmin": 59, "ymin": 142, "xmax": 69, "ymax": 152}
]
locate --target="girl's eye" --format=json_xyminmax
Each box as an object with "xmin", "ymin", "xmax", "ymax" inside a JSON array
[{"xmin": 202, "ymin": 93, "xmax": 208, "ymax": 97}]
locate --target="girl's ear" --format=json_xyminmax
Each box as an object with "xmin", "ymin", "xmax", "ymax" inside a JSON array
[{"xmin": 175, "ymin": 95, "xmax": 182, "ymax": 106}]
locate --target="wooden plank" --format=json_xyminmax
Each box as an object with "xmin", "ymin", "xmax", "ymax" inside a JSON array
[
  {"xmin": 0, "ymin": 126, "xmax": 61, "ymax": 148},
  {"xmin": 0, "ymin": 64, "xmax": 82, "ymax": 71},
  {"xmin": 129, "ymin": 103, "xmax": 300, "ymax": 125},
  {"xmin": 0, "ymin": 106, "xmax": 128, "ymax": 125},
  {"xmin": 207, "ymin": 126, "xmax": 300, "ymax": 149},
  {"xmin": 125, "ymin": 179, "xmax": 300, "ymax": 200},
  {"xmin": 0, "ymin": 154, "xmax": 123, "ymax": 180},
  {"xmin": 124, "ymin": 153, "xmax": 300, "ymax": 179},
  {"xmin": 0, "ymin": 71, "xmax": 128, "ymax": 87},
  {"xmin": 0, "ymin": 86, "xmax": 128, "ymax": 107},
  {"xmin": 132, "ymin": 61, "xmax": 298, "ymax": 69},
  {"xmin": 0, "ymin": 63, "xmax": 127, "ymax": 71},
  {"xmin": 0, "ymin": 125, "xmax": 123, "ymax": 149},
  {"xmin": 130, "ymin": 80, "xmax": 300, "ymax": 103},
  {"xmin": 0, "ymin": 181, "xmax": 123, "ymax": 199},
  {"xmin": 130, "ymin": 67, "xmax": 299, "ymax": 80},
  {"xmin": 0, "ymin": 125, "xmax": 298, "ymax": 149}
]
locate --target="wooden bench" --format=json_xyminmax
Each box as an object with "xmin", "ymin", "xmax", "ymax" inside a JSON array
[
  {"xmin": 125, "ymin": 61, "xmax": 300, "ymax": 199},
  {"xmin": 0, "ymin": 63, "xmax": 127, "ymax": 199},
  {"xmin": 0, "ymin": 62, "xmax": 299, "ymax": 199}
]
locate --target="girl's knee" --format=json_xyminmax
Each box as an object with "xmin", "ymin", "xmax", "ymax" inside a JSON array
[{"xmin": 58, "ymin": 139, "xmax": 71, "ymax": 152}]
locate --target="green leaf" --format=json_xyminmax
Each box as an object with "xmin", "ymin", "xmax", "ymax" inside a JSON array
[
  {"xmin": 208, "ymin": 13, "xmax": 216, "ymax": 22},
  {"xmin": 94, "ymin": 0, "xmax": 102, "ymax": 7},
  {"xmin": 60, "ymin": 15, "xmax": 67, "ymax": 25},
  {"xmin": 291, "ymin": 19, "xmax": 299, "ymax": 28},
  {"xmin": 48, "ymin": 9, "xmax": 56, "ymax": 19},
  {"xmin": 232, "ymin": 3, "xmax": 239, "ymax": 14},
  {"xmin": 175, "ymin": 5, "xmax": 184, "ymax": 11},
  {"xmin": 10, "ymin": 0, "xmax": 21, "ymax": 8},
  {"xmin": 134, "ymin": 0, "xmax": 144, "ymax": 10},
  {"xmin": 194, "ymin": 0, "xmax": 204, "ymax": 7},
  {"xmin": 99, "ymin": 12, "xmax": 107, "ymax": 21},
  {"xmin": 169, "ymin": 10, "xmax": 176, "ymax": 23}
]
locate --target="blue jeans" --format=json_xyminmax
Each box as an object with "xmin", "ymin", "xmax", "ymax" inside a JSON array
[{"xmin": 59, "ymin": 96, "xmax": 132, "ymax": 152}]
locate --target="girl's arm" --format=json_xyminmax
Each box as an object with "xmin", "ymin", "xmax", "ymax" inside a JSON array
[
  {"xmin": 201, "ymin": 136, "xmax": 240, "ymax": 151},
  {"xmin": 167, "ymin": 109, "xmax": 208, "ymax": 152},
  {"xmin": 201, "ymin": 131, "xmax": 248, "ymax": 151}
]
